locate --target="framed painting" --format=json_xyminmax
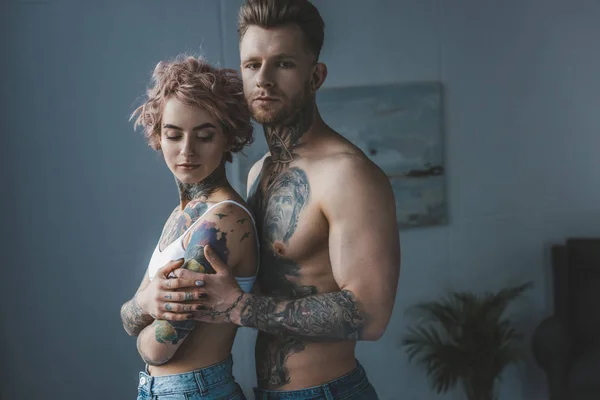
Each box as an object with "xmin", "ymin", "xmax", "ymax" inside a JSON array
[{"xmin": 316, "ymin": 81, "xmax": 447, "ymax": 229}]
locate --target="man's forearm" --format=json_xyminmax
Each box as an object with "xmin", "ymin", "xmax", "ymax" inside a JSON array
[
  {"xmin": 121, "ymin": 297, "xmax": 154, "ymax": 336},
  {"xmin": 237, "ymin": 290, "xmax": 366, "ymax": 340}
]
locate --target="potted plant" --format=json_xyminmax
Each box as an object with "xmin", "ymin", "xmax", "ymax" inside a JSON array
[{"xmin": 401, "ymin": 282, "xmax": 532, "ymax": 400}]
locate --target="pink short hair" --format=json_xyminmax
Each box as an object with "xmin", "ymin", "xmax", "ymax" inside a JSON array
[{"xmin": 131, "ymin": 55, "xmax": 253, "ymax": 161}]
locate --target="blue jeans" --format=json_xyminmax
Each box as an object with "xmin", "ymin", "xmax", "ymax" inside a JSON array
[
  {"xmin": 253, "ymin": 360, "xmax": 378, "ymax": 400},
  {"xmin": 137, "ymin": 355, "xmax": 246, "ymax": 400}
]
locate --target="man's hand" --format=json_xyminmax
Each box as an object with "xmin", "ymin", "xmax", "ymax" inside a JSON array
[
  {"xmin": 173, "ymin": 246, "xmax": 245, "ymax": 324},
  {"xmin": 136, "ymin": 259, "xmax": 207, "ymax": 321}
]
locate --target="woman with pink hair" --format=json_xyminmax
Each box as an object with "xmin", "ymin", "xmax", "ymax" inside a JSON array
[{"xmin": 120, "ymin": 54, "xmax": 258, "ymax": 400}]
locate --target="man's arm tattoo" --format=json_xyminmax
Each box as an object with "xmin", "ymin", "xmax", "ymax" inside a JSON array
[
  {"xmin": 239, "ymin": 290, "xmax": 366, "ymax": 340},
  {"xmin": 120, "ymin": 297, "xmax": 154, "ymax": 336}
]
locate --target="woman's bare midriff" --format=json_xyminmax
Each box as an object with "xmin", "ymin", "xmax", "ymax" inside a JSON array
[{"xmin": 147, "ymin": 323, "xmax": 238, "ymax": 376}]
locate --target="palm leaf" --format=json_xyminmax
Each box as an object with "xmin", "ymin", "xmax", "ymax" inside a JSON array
[
  {"xmin": 402, "ymin": 325, "xmax": 467, "ymax": 393},
  {"xmin": 401, "ymin": 282, "xmax": 531, "ymax": 397}
]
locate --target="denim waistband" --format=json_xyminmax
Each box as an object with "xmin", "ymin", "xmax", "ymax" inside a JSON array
[
  {"xmin": 253, "ymin": 360, "xmax": 371, "ymax": 399},
  {"xmin": 138, "ymin": 355, "xmax": 233, "ymax": 396}
]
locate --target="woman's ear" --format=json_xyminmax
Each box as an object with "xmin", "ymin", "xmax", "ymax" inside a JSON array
[
  {"xmin": 152, "ymin": 134, "xmax": 162, "ymax": 151},
  {"xmin": 151, "ymin": 127, "xmax": 163, "ymax": 151}
]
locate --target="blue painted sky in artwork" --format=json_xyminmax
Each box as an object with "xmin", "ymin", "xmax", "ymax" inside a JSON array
[
  {"xmin": 316, "ymin": 82, "xmax": 443, "ymax": 175},
  {"xmin": 317, "ymin": 81, "xmax": 447, "ymax": 228}
]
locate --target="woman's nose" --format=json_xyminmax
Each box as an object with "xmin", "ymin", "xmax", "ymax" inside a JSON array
[{"xmin": 180, "ymin": 137, "xmax": 195, "ymax": 157}]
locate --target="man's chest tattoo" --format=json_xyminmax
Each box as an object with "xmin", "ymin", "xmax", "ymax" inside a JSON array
[
  {"xmin": 250, "ymin": 165, "xmax": 316, "ymax": 297},
  {"xmin": 249, "ymin": 164, "xmax": 318, "ymax": 388}
]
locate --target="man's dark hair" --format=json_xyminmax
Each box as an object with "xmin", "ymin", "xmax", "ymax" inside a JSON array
[{"xmin": 238, "ymin": 0, "xmax": 325, "ymax": 59}]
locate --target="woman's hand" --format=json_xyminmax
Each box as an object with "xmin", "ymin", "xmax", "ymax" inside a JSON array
[{"xmin": 136, "ymin": 259, "xmax": 206, "ymax": 321}]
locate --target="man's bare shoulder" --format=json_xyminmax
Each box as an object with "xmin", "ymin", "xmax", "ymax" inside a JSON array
[
  {"xmin": 249, "ymin": 153, "xmax": 269, "ymax": 175},
  {"xmin": 308, "ymin": 140, "xmax": 394, "ymax": 215},
  {"xmin": 314, "ymin": 144, "xmax": 389, "ymax": 190},
  {"xmin": 247, "ymin": 152, "xmax": 270, "ymax": 196}
]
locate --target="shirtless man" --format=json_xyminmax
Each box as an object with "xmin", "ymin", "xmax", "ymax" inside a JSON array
[{"xmin": 180, "ymin": 1, "xmax": 401, "ymax": 398}]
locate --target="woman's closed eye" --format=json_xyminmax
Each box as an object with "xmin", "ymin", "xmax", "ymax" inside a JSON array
[
  {"xmin": 197, "ymin": 133, "xmax": 215, "ymax": 142},
  {"xmin": 164, "ymin": 132, "xmax": 214, "ymax": 141}
]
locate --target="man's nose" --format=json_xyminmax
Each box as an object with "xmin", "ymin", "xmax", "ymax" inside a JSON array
[{"xmin": 256, "ymin": 64, "xmax": 275, "ymax": 89}]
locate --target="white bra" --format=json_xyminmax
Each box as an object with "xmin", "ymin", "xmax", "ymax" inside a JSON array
[{"xmin": 146, "ymin": 200, "xmax": 259, "ymax": 293}]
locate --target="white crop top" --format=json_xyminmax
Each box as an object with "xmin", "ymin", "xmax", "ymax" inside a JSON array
[{"xmin": 146, "ymin": 200, "xmax": 259, "ymax": 293}]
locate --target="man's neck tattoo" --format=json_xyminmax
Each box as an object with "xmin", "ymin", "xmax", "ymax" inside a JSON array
[
  {"xmin": 177, "ymin": 163, "xmax": 227, "ymax": 203},
  {"xmin": 265, "ymin": 103, "xmax": 314, "ymax": 165}
]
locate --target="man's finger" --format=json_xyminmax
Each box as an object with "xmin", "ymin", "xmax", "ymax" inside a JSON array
[
  {"xmin": 160, "ymin": 312, "xmax": 194, "ymax": 321},
  {"xmin": 163, "ymin": 302, "xmax": 199, "ymax": 313},
  {"xmin": 174, "ymin": 268, "xmax": 204, "ymax": 280},
  {"xmin": 161, "ymin": 277, "xmax": 205, "ymax": 290},
  {"xmin": 204, "ymin": 246, "xmax": 230, "ymax": 275},
  {"xmin": 159, "ymin": 258, "xmax": 185, "ymax": 278},
  {"xmin": 163, "ymin": 291, "xmax": 206, "ymax": 302}
]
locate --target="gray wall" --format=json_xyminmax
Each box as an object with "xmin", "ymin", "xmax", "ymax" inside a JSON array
[{"xmin": 2, "ymin": 1, "xmax": 600, "ymax": 399}]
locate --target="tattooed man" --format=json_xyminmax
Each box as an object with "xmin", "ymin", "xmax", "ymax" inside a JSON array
[{"xmin": 180, "ymin": 1, "xmax": 401, "ymax": 399}]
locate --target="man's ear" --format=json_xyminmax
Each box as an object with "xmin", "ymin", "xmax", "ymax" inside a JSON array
[{"xmin": 310, "ymin": 62, "xmax": 328, "ymax": 93}]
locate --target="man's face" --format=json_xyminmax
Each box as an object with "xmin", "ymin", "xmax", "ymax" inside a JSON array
[{"xmin": 240, "ymin": 24, "xmax": 316, "ymax": 125}]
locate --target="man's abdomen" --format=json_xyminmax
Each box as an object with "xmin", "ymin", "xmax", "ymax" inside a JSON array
[{"xmin": 255, "ymin": 332, "xmax": 357, "ymax": 390}]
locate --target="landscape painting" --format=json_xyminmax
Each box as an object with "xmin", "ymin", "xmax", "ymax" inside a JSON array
[{"xmin": 316, "ymin": 81, "xmax": 447, "ymax": 229}]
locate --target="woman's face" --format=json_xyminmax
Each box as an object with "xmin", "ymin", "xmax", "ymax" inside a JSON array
[{"xmin": 159, "ymin": 98, "xmax": 229, "ymax": 184}]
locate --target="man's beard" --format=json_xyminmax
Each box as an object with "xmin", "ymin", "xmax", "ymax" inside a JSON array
[{"xmin": 249, "ymin": 84, "xmax": 312, "ymax": 125}]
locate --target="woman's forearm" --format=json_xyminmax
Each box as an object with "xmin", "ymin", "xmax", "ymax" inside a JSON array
[
  {"xmin": 136, "ymin": 319, "xmax": 197, "ymax": 366},
  {"xmin": 121, "ymin": 296, "xmax": 154, "ymax": 336}
]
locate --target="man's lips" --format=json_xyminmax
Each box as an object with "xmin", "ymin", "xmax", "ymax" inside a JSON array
[{"xmin": 255, "ymin": 96, "xmax": 278, "ymax": 102}]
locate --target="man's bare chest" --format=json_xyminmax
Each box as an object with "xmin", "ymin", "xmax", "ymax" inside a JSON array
[
  {"xmin": 250, "ymin": 164, "xmax": 329, "ymax": 297},
  {"xmin": 249, "ymin": 163, "xmax": 316, "ymax": 246}
]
